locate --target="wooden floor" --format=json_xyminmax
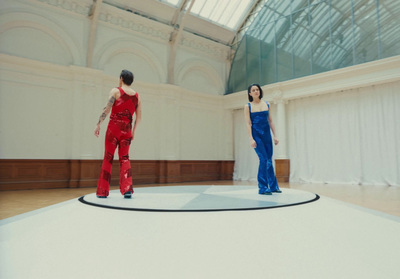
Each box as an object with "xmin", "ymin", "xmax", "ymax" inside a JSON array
[{"xmin": 1, "ymin": 180, "xmax": 399, "ymax": 220}]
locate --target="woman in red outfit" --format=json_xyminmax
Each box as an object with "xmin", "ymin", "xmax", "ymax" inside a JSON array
[{"xmin": 94, "ymin": 70, "xmax": 142, "ymax": 198}]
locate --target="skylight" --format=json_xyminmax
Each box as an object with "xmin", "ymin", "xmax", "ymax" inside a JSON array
[
  {"xmin": 160, "ymin": 0, "xmax": 181, "ymax": 6},
  {"xmin": 159, "ymin": 0, "xmax": 255, "ymax": 30}
]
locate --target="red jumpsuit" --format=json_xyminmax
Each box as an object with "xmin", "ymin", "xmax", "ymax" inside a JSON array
[{"xmin": 97, "ymin": 87, "xmax": 139, "ymax": 197}]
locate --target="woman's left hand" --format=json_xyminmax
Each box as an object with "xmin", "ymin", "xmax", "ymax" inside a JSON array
[{"xmin": 274, "ymin": 137, "xmax": 279, "ymax": 145}]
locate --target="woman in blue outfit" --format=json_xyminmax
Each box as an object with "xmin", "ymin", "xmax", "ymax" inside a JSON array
[{"xmin": 244, "ymin": 84, "xmax": 282, "ymax": 195}]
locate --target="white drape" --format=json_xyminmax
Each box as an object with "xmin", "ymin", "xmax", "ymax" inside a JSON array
[{"xmin": 233, "ymin": 81, "xmax": 400, "ymax": 186}]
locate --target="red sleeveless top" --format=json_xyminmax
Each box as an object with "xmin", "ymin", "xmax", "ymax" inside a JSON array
[{"xmin": 109, "ymin": 87, "xmax": 139, "ymax": 133}]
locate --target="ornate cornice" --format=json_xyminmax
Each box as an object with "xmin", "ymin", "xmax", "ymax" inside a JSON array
[
  {"xmin": 98, "ymin": 5, "xmax": 230, "ymax": 59},
  {"xmin": 35, "ymin": 0, "xmax": 91, "ymax": 16},
  {"xmin": 33, "ymin": 0, "xmax": 230, "ymax": 59},
  {"xmin": 269, "ymin": 87, "xmax": 288, "ymax": 105},
  {"xmin": 98, "ymin": 10, "xmax": 171, "ymax": 41},
  {"xmin": 180, "ymin": 36, "xmax": 228, "ymax": 59}
]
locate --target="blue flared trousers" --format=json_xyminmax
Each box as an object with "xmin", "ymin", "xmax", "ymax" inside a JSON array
[
  {"xmin": 249, "ymin": 106, "xmax": 279, "ymax": 193},
  {"xmin": 253, "ymin": 127, "xmax": 279, "ymax": 193}
]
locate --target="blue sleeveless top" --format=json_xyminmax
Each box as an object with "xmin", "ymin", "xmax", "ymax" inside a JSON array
[{"xmin": 248, "ymin": 102, "xmax": 270, "ymax": 133}]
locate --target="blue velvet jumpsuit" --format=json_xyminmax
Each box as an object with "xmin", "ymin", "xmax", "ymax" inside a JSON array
[{"xmin": 249, "ymin": 102, "xmax": 279, "ymax": 194}]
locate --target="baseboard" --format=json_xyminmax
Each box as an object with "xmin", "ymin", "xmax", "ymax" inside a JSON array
[
  {"xmin": 0, "ymin": 159, "xmax": 235, "ymax": 191},
  {"xmin": 275, "ymin": 159, "xmax": 290, "ymax": 182},
  {"xmin": 0, "ymin": 159, "xmax": 290, "ymax": 190}
]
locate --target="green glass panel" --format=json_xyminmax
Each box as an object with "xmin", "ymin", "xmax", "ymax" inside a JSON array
[
  {"xmin": 246, "ymin": 35, "xmax": 261, "ymax": 85},
  {"xmin": 379, "ymin": 0, "xmax": 400, "ymax": 59},
  {"xmin": 353, "ymin": 0, "xmax": 379, "ymax": 64},
  {"xmin": 226, "ymin": 0, "xmax": 400, "ymax": 94},
  {"xmin": 260, "ymin": 22, "xmax": 276, "ymax": 86}
]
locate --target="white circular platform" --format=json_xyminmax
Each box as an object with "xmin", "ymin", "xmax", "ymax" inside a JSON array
[{"xmin": 79, "ymin": 185, "xmax": 319, "ymax": 212}]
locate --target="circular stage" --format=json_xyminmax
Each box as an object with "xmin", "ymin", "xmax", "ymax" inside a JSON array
[{"xmin": 79, "ymin": 185, "xmax": 319, "ymax": 212}]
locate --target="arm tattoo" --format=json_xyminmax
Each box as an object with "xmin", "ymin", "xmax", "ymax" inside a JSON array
[
  {"xmin": 97, "ymin": 113, "xmax": 107, "ymax": 125},
  {"xmin": 108, "ymin": 97, "xmax": 116, "ymax": 107},
  {"xmin": 97, "ymin": 96, "xmax": 116, "ymax": 125}
]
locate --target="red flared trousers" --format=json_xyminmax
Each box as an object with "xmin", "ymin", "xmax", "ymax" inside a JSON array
[{"xmin": 96, "ymin": 121, "xmax": 133, "ymax": 197}]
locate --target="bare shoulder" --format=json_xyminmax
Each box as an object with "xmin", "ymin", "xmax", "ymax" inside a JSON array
[{"xmin": 109, "ymin": 87, "xmax": 119, "ymax": 98}]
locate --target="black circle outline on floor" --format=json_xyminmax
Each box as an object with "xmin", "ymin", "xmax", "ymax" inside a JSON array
[{"xmin": 78, "ymin": 193, "xmax": 320, "ymax": 213}]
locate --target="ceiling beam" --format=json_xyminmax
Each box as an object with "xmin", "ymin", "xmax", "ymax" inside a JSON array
[
  {"xmin": 170, "ymin": 0, "xmax": 190, "ymax": 26},
  {"xmin": 230, "ymin": 0, "xmax": 264, "ymax": 47}
]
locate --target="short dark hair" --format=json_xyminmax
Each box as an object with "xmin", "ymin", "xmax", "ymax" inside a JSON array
[
  {"xmin": 247, "ymin": 83, "xmax": 263, "ymax": 102},
  {"xmin": 120, "ymin": 69, "xmax": 134, "ymax": 85}
]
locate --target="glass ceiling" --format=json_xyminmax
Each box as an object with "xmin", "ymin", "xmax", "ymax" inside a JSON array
[
  {"xmin": 227, "ymin": 0, "xmax": 400, "ymax": 93},
  {"xmin": 159, "ymin": 0, "xmax": 256, "ymax": 30}
]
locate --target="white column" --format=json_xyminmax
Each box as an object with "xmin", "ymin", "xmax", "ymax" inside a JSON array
[
  {"xmin": 167, "ymin": 0, "xmax": 195, "ymax": 84},
  {"xmin": 87, "ymin": 0, "xmax": 102, "ymax": 68},
  {"xmin": 272, "ymin": 89, "xmax": 288, "ymax": 159}
]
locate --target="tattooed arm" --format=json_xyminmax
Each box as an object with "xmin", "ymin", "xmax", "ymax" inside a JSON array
[{"xmin": 94, "ymin": 88, "xmax": 118, "ymax": 137}]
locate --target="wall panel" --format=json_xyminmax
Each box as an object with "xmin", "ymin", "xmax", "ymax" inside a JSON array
[{"xmin": 0, "ymin": 159, "xmax": 234, "ymax": 191}]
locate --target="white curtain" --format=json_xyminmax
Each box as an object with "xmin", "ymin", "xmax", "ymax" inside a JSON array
[{"xmin": 233, "ymin": 81, "xmax": 400, "ymax": 186}]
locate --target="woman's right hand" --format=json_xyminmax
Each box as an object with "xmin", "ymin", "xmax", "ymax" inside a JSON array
[{"xmin": 250, "ymin": 139, "xmax": 257, "ymax": 148}]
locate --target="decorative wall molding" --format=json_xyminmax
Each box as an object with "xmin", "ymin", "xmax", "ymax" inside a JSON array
[
  {"xmin": 30, "ymin": 0, "xmax": 231, "ymax": 59},
  {"xmin": 0, "ymin": 54, "xmax": 101, "ymax": 85},
  {"xmin": 224, "ymin": 55, "xmax": 400, "ymax": 109},
  {"xmin": 180, "ymin": 34, "xmax": 230, "ymax": 60},
  {"xmin": 98, "ymin": 5, "xmax": 171, "ymax": 42},
  {"xmin": 99, "ymin": 3, "xmax": 231, "ymax": 59},
  {"xmin": 1, "ymin": 1, "xmax": 230, "ymax": 93},
  {"xmin": 176, "ymin": 58, "xmax": 225, "ymax": 94},
  {"xmin": 270, "ymin": 87, "xmax": 287, "ymax": 105},
  {"xmin": 279, "ymin": 55, "xmax": 400, "ymax": 101},
  {"xmin": 34, "ymin": 0, "xmax": 92, "ymax": 16},
  {"xmin": 94, "ymin": 40, "xmax": 166, "ymax": 82},
  {"xmin": 0, "ymin": 10, "xmax": 84, "ymax": 65}
]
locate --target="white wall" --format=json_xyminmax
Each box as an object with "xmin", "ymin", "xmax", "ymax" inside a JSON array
[
  {"xmin": 0, "ymin": 54, "xmax": 233, "ymax": 160},
  {"xmin": 0, "ymin": 0, "xmax": 233, "ymax": 160}
]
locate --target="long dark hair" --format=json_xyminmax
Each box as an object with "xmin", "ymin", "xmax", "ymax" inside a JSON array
[{"xmin": 247, "ymin": 83, "xmax": 263, "ymax": 102}]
